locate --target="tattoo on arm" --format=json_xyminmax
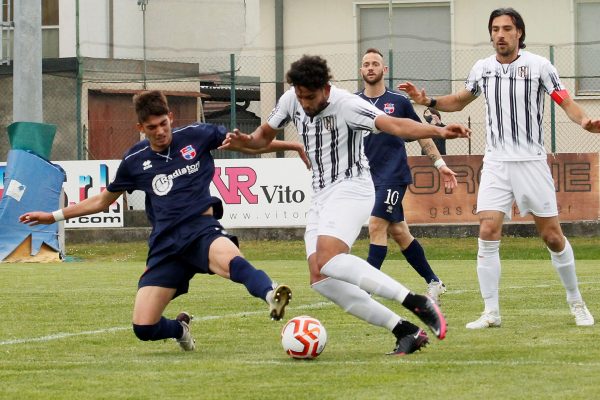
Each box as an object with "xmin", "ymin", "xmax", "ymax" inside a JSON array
[{"xmin": 420, "ymin": 142, "xmax": 438, "ymax": 163}]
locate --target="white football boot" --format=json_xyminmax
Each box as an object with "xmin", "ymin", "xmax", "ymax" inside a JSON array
[
  {"xmin": 176, "ymin": 312, "xmax": 196, "ymax": 351},
  {"xmin": 568, "ymin": 301, "xmax": 595, "ymax": 326},
  {"xmin": 426, "ymin": 280, "xmax": 447, "ymax": 305},
  {"xmin": 465, "ymin": 310, "xmax": 501, "ymax": 329},
  {"xmin": 267, "ymin": 284, "xmax": 292, "ymax": 321}
]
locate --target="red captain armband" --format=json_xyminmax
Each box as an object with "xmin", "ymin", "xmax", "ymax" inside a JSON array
[{"xmin": 550, "ymin": 89, "xmax": 570, "ymax": 105}]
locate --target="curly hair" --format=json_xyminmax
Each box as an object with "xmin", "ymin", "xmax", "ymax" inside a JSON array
[
  {"xmin": 286, "ymin": 55, "xmax": 332, "ymax": 90},
  {"xmin": 133, "ymin": 90, "xmax": 170, "ymax": 123}
]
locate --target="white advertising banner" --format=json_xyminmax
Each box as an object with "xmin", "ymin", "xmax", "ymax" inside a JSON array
[
  {"xmin": 1, "ymin": 159, "xmax": 124, "ymax": 228},
  {"xmin": 1, "ymin": 158, "xmax": 312, "ymax": 229},
  {"xmin": 210, "ymin": 158, "xmax": 312, "ymax": 228}
]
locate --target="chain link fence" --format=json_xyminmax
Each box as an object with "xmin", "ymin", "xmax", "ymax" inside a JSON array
[{"xmin": 1, "ymin": 45, "xmax": 599, "ymax": 162}]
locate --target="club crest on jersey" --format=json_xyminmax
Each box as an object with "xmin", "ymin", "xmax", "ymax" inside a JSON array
[
  {"xmin": 383, "ymin": 103, "xmax": 395, "ymax": 114},
  {"xmin": 322, "ymin": 116, "xmax": 335, "ymax": 131},
  {"xmin": 517, "ymin": 66, "xmax": 529, "ymax": 78},
  {"xmin": 180, "ymin": 145, "xmax": 197, "ymax": 160}
]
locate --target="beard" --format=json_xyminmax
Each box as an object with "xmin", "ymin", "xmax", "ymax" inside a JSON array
[
  {"xmin": 494, "ymin": 42, "xmax": 517, "ymax": 58},
  {"xmin": 362, "ymin": 70, "xmax": 384, "ymax": 85},
  {"xmin": 304, "ymin": 100, "xmax": 330, "ymax": 118}
]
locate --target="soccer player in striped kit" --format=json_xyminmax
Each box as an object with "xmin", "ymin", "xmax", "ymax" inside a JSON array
[
  {"xmin": 400, "ymin": 8, "xmax": 600, "ymax": 328},
  {"xmin": 357, "ymin": 48, "xmax": 455, "ymax": 304},
  {"xmin": 222, "ymin": 55, "xmax": 471, "ymax": 355}
]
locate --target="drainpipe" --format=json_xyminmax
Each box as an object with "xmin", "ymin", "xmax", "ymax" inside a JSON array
[{"xmin": 76, "ymin": 0, "xmax": 83, "ymax": 159}]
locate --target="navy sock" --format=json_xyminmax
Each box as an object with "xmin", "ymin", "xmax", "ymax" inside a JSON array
[
  {"xmin": 367, "ymin": 244, "xmax": 387, "ymax": 270},
  {"xmin": 229, "ymin": 256, "xmax": 273, "ymax": 300},
  {"xmin": 402, "ymin": 239, "xmax": 438, "ymax": 283},
  {"xmin": 132, "ymin": 317, "xmax": 183, "ymax": 341}
]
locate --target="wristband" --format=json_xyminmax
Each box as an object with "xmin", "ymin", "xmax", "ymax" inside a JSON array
[
  {"xmin": 428, "ymin": 97, "xmax": 437, "ymax": 108},
  {"xmin": 434, "ymin": 159, "xmax": 446, "ymax": 169},
  {"xmin": 52, "ymin": 209, "xmax": 65, "ymax": 222}
]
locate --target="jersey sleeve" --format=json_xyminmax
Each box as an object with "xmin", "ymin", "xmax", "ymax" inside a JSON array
[
  {"xmin": 343, "ymin": 95, "xmax": 385, "ymax": 133},
  {"xmin": 540, "ymin": 58, "xmax": 565, "ymax": 95},
  {"xmin": 402, "ymin": 97, "xmax": 421, "ymax": 123},
  {"xmin": 465, "ymin": 60, "xmax": 483, "ymax": 97},
  {"xmin": 106, "ymin": 159, "xmax": 135, "ymax": 193},
  {"xmin": 267, "ymin": 88, "xmax": 295, "ymax": 130},
  {"xmin": 205, "ymin": 124, "xmax": 228, "ymax": 150}
]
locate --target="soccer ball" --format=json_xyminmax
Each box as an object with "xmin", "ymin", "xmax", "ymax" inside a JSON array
[{"xmin": 281, "ymin": 315, "xmax": 327, "ymax": 359}]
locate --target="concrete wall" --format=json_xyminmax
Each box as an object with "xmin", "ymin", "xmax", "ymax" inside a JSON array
[{"xmin": 64, "ymin": 210, "xmax": 600, "ymax": 244}]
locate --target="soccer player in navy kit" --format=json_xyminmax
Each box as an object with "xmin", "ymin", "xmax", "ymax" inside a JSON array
[
  {"xmin": 222, "ymin": 55, "xmax": 471, "ymax": 355},
  {"xmin": 400, "ymin": 8, "xmax": 600, "ymax": 328},
  {"xmin": 357, "ymin": 48, "xmax": 456, "ymax": 303},
  {"xmin": 20, "ymin": 91, "xmax": 304, "ymax": 351}
]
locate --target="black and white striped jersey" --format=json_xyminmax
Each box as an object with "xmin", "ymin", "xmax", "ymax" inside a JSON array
[
  {"xmin": 268, "ymin": 85, "xmax": 384, "ymax": 192},
  {"xmin": 465, "ymin": 50, "xmax": 564, "ymax": 161}
]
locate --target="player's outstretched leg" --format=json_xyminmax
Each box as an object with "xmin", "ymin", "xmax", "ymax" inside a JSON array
[
  {"xmin": 228, "ymin": 256, "xmax": 292, "ymax": 320},
  {"xmin": 266, "ymin": 284, "xmax": 292, "ymax": 321},
  {"xmin": 320, "ymin": 253, "xmax": 447, "ymax": 339},
  {"xmin": 175, "ymin": 312, "xmax": 196, "ymax": 351}
]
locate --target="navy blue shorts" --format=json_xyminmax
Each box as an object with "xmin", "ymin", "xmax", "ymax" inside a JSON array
[
  {"xmin": 139, "ymin": 217, "xmax": 238, "ymax": 298},
  {"xmin": 371, "ymin": 184, "xmax": 408, "ymax": 223}
]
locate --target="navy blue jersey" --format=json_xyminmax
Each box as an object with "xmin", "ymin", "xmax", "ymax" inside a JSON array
[
  {"xmin": 356, "ymin": 89, "xmax": 420, "ymax": 185},
  {"xmin": 107, "ymin": 123, "xmax": 226, "ymax": 264}
]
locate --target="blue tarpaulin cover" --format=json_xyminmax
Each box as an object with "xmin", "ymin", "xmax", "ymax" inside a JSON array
[{"xmin": 0, "ymin": 150, "xmax": 66, "ymax": 260}]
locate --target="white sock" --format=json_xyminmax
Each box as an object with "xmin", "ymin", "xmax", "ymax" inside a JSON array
[
  {"xmin": 477, "ymin": 238, "xmax": 501, "ymax": 314},
  {"xmin": 549, "ymin": 237, "xmax": 582, "ymax": 303},
  {"xmin": 312, "ymin": 278, "xmax": 401, "ymax": 330},
  {"xmin": 320, "ymin": 253, "xmax": 411, "ymax": 302}
]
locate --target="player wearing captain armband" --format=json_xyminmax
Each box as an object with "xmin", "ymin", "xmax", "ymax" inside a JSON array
[{"xmin": 399, "ymin": 7, "xmax": 600, "ymax": 330}]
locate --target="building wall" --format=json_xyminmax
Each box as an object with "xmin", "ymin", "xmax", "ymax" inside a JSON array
[{"xmin": 45, "ymin": 0, "xmax": 600, "ymax": 157}]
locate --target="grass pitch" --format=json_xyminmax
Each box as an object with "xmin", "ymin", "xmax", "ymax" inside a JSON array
[{"xmin": 1, "ymin": 239, "xmax": 599, "ymax": 399}]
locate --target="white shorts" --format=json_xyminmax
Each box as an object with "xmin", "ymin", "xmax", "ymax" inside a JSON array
[
  {"xmin": 304, "ymin": 176, "xmax": 375, "ymax": 258},
  {"xmin": 477, "ymin": 159, "xmax": 557, "ymax": 220}
]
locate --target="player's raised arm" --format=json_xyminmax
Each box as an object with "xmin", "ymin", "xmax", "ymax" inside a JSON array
[
  {"xmin": 20, "ymin": 189, "xmax": 123, "ymax": 226},
  {"xmin": 222, "ymin": 129, "xmax": 310, "ymax": 170},
  {"xmin": 374, "ymin": 114, "xmax": 470, "ymax": 141},
  {"xmin": 398, "ymin": 82, "xmax": 477, "ymax": 113},
  {"xmin": 220, "ymin": 123, "xmax": 279, "ymax": 151}
]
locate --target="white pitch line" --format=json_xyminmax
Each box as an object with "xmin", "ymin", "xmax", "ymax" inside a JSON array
[
  {"xmin": 0, "ymin": 301, "xmax": 333, "ymax": 346},
  {"xmin": 240, "ymin": 359, "xmax": 600, "ymax": 367},
  {"xmin": 0, "ymin": 327, "xmax": 129, "ymax": 345}
]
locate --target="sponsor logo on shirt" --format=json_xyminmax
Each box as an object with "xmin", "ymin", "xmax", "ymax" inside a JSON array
[
  {"xmin": 143, "ymin": 160, "xmax": 152, "ymax": 170},
  {"xmin": 180, "ymin": 144, "xmax": 197, "ymax": 160},
  {"xmin": 151, "ymin": 161, "xmax": 201, "ymax": 196},
  {"xmin": 383, "ymin": 103, "xmax": 395, "ymax": 114}
]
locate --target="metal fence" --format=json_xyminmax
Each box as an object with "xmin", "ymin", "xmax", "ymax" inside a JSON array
[{"xmin": 1, "ymin": 44, "xmax": 600, "ymax": 162}]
